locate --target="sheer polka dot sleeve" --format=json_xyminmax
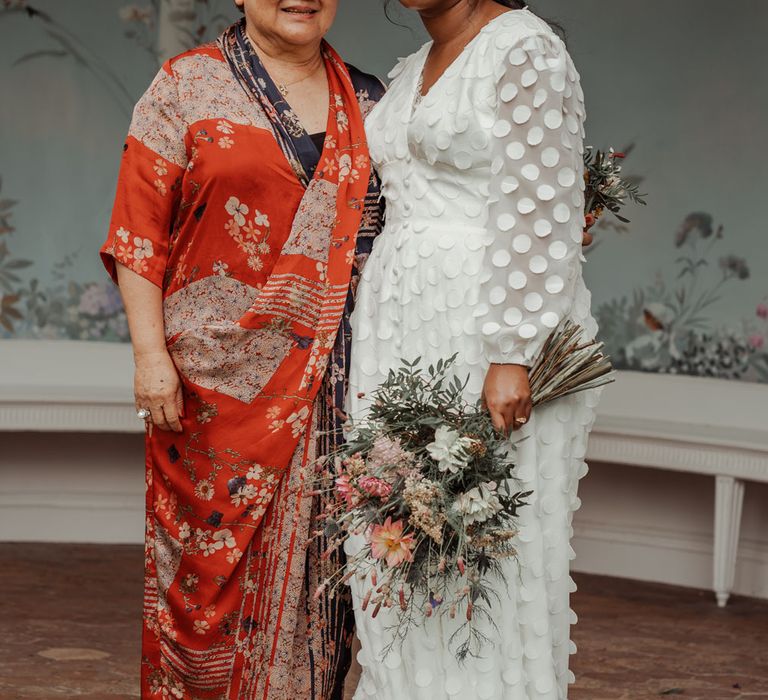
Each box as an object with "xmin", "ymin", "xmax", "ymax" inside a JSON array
[{"xmin": 478, "ymin": 34, "xmax": 586, "ymax": 366}]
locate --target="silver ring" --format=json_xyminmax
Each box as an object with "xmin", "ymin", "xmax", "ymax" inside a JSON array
[
  {"xmin": 515, "ymin": 416, "xmax": 528, "ymax": 425},
  {"xmin": 137, "ymin": 408, "xmax": 151, "ymax": 420}
]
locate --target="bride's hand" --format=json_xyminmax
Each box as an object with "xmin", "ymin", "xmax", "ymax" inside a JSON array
[{"xmin": 481, "ymin": 364, "xmax": 532, "ymax": 436}]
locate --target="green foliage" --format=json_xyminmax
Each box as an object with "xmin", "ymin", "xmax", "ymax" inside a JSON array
[
  {"xmin": 584, "ymin": 146, "xmax": 647, "ymax": 224},
  {"xmin": 317, "ymin": 324, "xmax": 614, "ymax": 661},
  {"xmin": 324, "ymin": 356, "xmax": 528, "ymax": 660}
]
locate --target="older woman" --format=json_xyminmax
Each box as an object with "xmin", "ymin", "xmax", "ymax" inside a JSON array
[{"xmin": 100, "ymin": 1, "xmax": 384, "ymax": 698}]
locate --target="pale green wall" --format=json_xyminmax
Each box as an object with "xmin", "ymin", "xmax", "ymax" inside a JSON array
[
  {"xmin": 328, "ymin": 0, "xmax": 428, "ymax": 75},
  {"xmin": 1, "ymin": 1, "xmax": 767, "ymax": 381}
]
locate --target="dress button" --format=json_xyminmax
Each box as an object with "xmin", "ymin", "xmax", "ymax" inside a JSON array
[
  {"xmin": 404, "ymin": 178, "xmax": 411, "ymax": 188},
  {"xmin": 402, "ymin": 221, "xmax": 410, "ymax": 229}
]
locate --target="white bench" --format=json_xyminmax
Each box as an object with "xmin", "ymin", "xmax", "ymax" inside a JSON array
[
  {"xmin": 1, "ymin": 339, "xmax": 766, "ymax": 605},
  {"xmin": 586, "ymin": 370, "xmax": 768, "ymax": 605}
]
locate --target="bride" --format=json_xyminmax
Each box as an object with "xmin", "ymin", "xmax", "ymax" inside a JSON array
[{"xmin": 344, "ymin": 0, "xmax": 600, "ymax": 698}]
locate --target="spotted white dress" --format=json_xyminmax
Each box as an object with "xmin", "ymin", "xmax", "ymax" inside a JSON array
[{"xmin": 345, "ymin": 10, "xmax": 601, "ymax": 700}]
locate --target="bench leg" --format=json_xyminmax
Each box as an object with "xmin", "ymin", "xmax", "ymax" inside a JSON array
[{"xmin": 713, "ymin": 475, "xmax": 745, "ymax": 607}]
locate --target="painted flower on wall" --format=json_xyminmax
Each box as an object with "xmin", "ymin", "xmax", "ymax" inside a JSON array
[
  {"xmin": 746, "ymin": 299, "xmax": 768, "ymax": 381},
  {"xmin": 0, "ymin": 177, "xmax": 32, "ymax": 332},
  {"xmin": 119, "ymin": 0, "xmax": 236, "ymax": 60},
  {"xmin": 596, "ymin": 212, "xmax": 762, "ymax": 382},
  {"xmin": 0, "ymin": 290, "xmax": 23, "ymax": 332},
  {"xmin": 0, "ymin": 173, "xmax": 130, "ymax": 341},
  {"xmin": 119, "ymin": 3, "xmax": 157, "ymax": 58},
  {"xmin": 0, "ymin": 3, "xmax": 765, "ymax": 394}
]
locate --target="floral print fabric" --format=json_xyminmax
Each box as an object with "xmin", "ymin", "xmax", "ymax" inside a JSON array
[{"xmin": 100, "ymin": 23, "xmax": 384, "ymax": 700}]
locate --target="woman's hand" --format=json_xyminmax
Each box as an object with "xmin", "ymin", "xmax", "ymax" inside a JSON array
[
  {"xmin": 114, "ymin": 263, "xmax": 182, "ymax": 434},
  {"xmin": 481, "ymin": 363, "xmax": 532, "ymax": 436},
  {"xmin": 134, "ymin": 350, "xmax": 184, "ymax": 433}
]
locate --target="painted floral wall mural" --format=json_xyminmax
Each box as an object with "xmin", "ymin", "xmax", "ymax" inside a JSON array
[
  {"xmin": 1, "ymin": 0, "xmax": 766, "ymax": 384},
  {"xmin": 594, "ymin": 211, "xmax": 766, "ymax": 382},
  {"xmin": 0, "ymin": 0, "xmax": 236, "ymax": 341}
]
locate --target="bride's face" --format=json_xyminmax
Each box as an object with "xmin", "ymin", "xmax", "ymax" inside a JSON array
[
  {"xmin": 397, "ymin": 0, "xmax": 518, "ymax": 11},
  {"xmin": 397, "ymin": 0, "xmax": 470, "ymax": 11}
]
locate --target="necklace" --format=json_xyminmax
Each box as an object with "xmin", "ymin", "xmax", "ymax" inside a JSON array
[
  {"xmin": 242, "ymin": 29, "xmax": 324, "ymax": 98},
  {"xmin": 275, "ymin": 61, "xmax": 323, "ymax": 97}
]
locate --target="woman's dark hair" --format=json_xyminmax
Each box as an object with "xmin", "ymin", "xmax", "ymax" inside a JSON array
[
  {"xmin": 499, "ymin": 1, "xmax": 566, "ymax": 38},
  {"xmin": 384, "ymin": 0, "xmax": 565, "ymax": 40}
]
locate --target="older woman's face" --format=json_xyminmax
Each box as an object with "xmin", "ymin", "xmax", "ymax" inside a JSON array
[{"xmin": 236, "ymin": 0, "xmax": 338, "ymax": 47}]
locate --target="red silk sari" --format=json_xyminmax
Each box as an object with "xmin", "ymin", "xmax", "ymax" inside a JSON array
[{"xmin": 100, "ymin": 22, "xmax": 383, "ymax": 700}]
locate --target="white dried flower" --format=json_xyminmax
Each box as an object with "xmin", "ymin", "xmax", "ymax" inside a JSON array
[
  {"xmin": 426, "ymin": 425, "xmax": 474, "ymax": 473},
  {"xmin": 452, "ymin": 482, "xmax": 503, "ymax": 526}
]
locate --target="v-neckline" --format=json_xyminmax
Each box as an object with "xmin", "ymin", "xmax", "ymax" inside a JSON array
[
  {"xmin": 413, "ymin": 9, "xmax": 520, "ymax": 106},
  {"xmin": 274, "ymin": 65, "xmax": 334, "ymax": 187},
  {"xmin": 240, "ymin": 26, "xmax": 333, "ymax": 187},
  {"xmin": 278, "ymin": 73, "xmax": 334, "ymax": 182}
]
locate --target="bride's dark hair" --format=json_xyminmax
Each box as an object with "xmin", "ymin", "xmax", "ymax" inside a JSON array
[
  {"xmin": 385, "ymin": 0, "xmax": 566, "ymax": 39},
  {"xmin": 496, "ymin": 0, "xmax": 566, "ymax": 38}
]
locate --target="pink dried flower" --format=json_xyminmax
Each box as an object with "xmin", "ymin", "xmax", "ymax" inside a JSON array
[
  {"xmin": 757, "ymin": 303, "xmax": 768, "ymax": 320},
  {"xmin": 358, "ymin": 476, "xmax": 393, "ymax": 500},
  {"xmin": 748, "ymin": 334, "xmax": 765, "ymax": 350},
  {"xmin": 396, "ymin": 465, "xmax": 422, "ymax": 480},
  {"xmin": 334, "ymin": 474, "xmax": 358, "ymax": 506},
  {"xmin": 366, "ymin": 435, "xmax": 413, "ymax": 471},
  {"xmin": 369, "ymin": 517, "xmax": 415, "ymax": 568}
]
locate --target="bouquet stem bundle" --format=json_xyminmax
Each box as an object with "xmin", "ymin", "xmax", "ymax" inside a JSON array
[{"xmin": 529, "ymin": 320, "xmax": 615, "ymax": 406}]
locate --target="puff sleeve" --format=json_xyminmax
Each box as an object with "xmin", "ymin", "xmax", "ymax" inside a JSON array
[
  {"xmin": 477, "ymin": 34, "xmax": 586, "ymax": 366},
  {"xmin": 100, "ymin": 61, "xmax": 188, "ymax": 288}
]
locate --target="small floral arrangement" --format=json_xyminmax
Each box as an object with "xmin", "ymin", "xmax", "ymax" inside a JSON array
[
  {"xmin": 313, "ymin": 322, "xmax": 614, "ymax": 659},
  {"xmin": 583, "ymin": 147, "xmax": 646, "ymax": 229}
]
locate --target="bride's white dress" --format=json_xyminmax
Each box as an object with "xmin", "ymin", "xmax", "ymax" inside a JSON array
[{"xmin": 345, "ymin": 10, "xmax": 601, "ymax": 699}]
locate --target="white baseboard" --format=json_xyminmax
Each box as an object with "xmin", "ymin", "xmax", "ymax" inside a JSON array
[
  {"xmin": 0, "ymin": 489, "xmax": 144, "ymax": 544},
  {"xmin": 1, "ymin": 488, "xmax": 766, "ymax": 602},
  {"xmin": 572, "ymin": 516, "xmax": 768, "ymax": 600}
]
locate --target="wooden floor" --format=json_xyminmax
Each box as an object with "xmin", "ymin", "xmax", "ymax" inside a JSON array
[{"xmin": 0, "ymin": 544, "xmax": 766, "ymax": 700}]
